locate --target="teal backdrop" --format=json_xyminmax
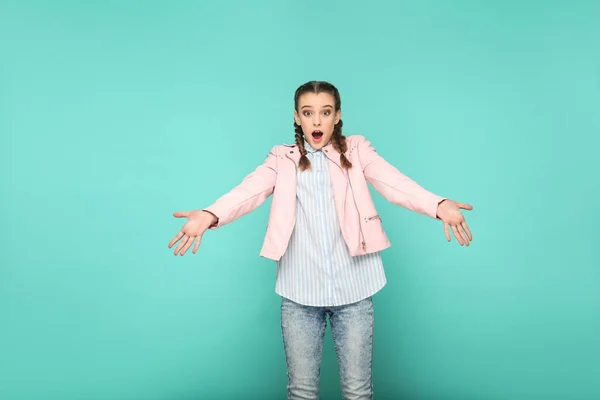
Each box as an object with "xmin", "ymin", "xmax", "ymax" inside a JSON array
[{"xmin": 1, "ymin": 1, "xmax": 598, "ymax": 399}]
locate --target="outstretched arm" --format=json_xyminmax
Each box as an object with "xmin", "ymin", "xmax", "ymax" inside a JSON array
[
  {"xmin": 168, "ymin": 147, "xmax": 278, "ymax": 255},
  {"xmin": 357, "ymin": 136, "xmax": 473, "ymax": 246},
  {"xmin": 358, "ymin": 136, "xmax": 444, "ymax": 218},
  {"xmin": 202, "ymin": 148, "xmax": 278, "ymax": 228}
]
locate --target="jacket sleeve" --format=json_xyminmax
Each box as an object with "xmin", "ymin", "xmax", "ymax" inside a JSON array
[
  {"xmin": 202, "ymin": 147, "xmax": 278, "ymax": 229},
  {"xmin": 357, "ymin": 136, "xmax": 445, "ymax": 219}
]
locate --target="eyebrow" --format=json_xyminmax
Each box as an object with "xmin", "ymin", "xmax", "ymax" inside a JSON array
[{"xmin": 301, "ymin": 105, "xmax": 334, "ymax": 110}]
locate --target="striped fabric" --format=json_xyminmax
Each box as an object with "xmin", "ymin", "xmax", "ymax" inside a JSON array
[{"xmin": 275, "ymin": 140, "xmax": 387, "ymax": 307}]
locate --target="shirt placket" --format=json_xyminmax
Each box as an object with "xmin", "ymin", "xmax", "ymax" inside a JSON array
[{"xmin": 314, "ymin": 152, "xmax": 335, "ymax": 304}]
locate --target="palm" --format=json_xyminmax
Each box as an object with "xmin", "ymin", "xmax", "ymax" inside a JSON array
[
  {"xmin": 181, "ymin": 211, "xmax": 205, "ymax": 234},
  {"xmin": 168, "ymin": 210, "xmax": 215, "ymax": 255}
]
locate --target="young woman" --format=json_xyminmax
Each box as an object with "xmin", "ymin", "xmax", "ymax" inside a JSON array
[{"xmin": 168, "ymin": 81, "xmax": 473, "ymax": 399}]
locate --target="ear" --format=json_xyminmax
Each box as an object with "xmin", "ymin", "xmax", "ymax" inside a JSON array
[
  {"xmin": 294, "ymin": 110, "xmax": 301, "ymax": 125},
  {"xmin": 335, "ymin": 109, "xmax": 341, "ymax": 124}
]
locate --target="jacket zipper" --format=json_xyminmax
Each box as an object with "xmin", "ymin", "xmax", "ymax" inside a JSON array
[
  {"xmin": 347, "ymin": 170, "xmax": 367, "ymax": 252},
  {"xmin": 323, "ymin": 149, "xmax": 367, "ymax": 252}
]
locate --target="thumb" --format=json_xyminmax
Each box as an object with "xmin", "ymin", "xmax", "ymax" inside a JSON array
[
  {"xmin": 458, "ymin": 203, "xmax": 473, "ymax": 210},
  {"xmin": 173, "ymin": 211, "xmax": 190, "ymax": 218}
]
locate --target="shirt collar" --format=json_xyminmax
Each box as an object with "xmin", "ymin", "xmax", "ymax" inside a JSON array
[{"xmin": 303, "ymin": 139, "xmax": 331, "ymax": 154}]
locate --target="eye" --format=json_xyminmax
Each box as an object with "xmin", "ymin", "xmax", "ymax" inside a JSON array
[
  {"xmin": 323, "ymin": 110, "xmax": 331, "ymax": 116},
  {"xmin": 303, "ymin": 111, "xmax": 312, "ymax": 117}
]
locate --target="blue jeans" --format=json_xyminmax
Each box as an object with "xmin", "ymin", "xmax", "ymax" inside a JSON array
[{"xmin": 280, "ymin": 296, "xmax": 374, "ymax": 400}]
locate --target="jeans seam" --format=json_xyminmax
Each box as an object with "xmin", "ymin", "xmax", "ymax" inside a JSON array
[{"xmin": 281, "ymin": 300, "xmax": 293, "ymax": 400}]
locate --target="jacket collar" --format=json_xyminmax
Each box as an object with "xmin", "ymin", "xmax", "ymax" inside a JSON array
[{"xmin": 283, "ymin": 140, "xmax": 342, "ymax": 169}]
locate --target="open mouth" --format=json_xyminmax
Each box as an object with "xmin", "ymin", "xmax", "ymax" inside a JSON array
[{"xmin": 312, "ymin": 130, "xmax": 323, "ymax": 142}]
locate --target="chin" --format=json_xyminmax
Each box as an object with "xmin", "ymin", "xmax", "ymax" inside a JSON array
[{"xmin": 306, "ymin": 140, "xmax": 322, "ymax": 150}]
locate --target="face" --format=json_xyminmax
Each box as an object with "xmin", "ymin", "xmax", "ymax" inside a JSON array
[{"xmin": 294, "ymin": 92, "xmax": 341, "ymax": 150}]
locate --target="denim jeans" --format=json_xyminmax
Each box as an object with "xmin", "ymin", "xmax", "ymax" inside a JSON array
[{"xmin": 280, "ymin": 296, "xmax": 374, "ymax": 400}]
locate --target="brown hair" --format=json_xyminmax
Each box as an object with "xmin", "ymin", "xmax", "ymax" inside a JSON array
[{"xmin": 293, "ymin": 81, "xmax": 352, "ymax": 171}]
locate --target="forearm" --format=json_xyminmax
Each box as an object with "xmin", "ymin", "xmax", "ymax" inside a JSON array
[
  {"xmin": 358, "ymin": 136, "xmax": 444, "ymax": 219},
  {"xmin": 365, "ymin": 161, "xmax": 445, "ymax": 219},
  {"xmin": 203, "ymin": 183, "xmax": 274, "ymax": 228},
  {"xmin": 203, "ymin": 150, "xmax": 277, "ymax": 228}
]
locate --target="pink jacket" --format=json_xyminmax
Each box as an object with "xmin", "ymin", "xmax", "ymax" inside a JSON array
[{"xmin": 204, "ymin": 135, "xmax": 445, "ymax": 261}]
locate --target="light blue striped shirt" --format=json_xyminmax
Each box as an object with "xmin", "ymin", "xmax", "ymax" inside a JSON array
[{"xmin": 275, "ymin": 140, "xmax": 387, "ymax": 307}]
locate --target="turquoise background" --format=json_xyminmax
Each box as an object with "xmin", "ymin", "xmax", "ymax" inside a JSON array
[{"xmin": 1, "ymin": 1, "xmax": 598, "ymax": 399}]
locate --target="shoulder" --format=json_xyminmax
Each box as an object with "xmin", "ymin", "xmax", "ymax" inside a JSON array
[
  {"xmin": 344, "ymin": 134, "xmax": 369, "ymax": 155},
  {"xmin": 265, "ymin": 143, "xmax": 297, "ymax": 157},
  {"xmin": 344, "ymin": 135, "xmax": 380, "ymax": 164},
  {"xmin": 345, "ymin": 134, "xmax": 368, "ymax": 147},
  {"xmin": 275, "ymin": 142, "xmax": 297, "ymax": 152}
]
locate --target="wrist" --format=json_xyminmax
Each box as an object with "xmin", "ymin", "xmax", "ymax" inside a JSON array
[
  {"xmin": 436, "ymin": 199, "xmax": 447, "ymax": 219},
  {"xmin": 202, "ymin": 210, "xmax": 219, "ymax": 225}
]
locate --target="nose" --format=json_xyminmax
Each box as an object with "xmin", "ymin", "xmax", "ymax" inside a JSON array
[{"xmin": 313, "ymin": 114, "xmax": 321, "ymax": 126}]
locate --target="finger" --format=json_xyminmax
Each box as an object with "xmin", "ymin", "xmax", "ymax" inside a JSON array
[
  {"xmin": 458, "ymin": 203, "xmax": 473, "ymax": 211},
  {"xmin": 451, "ymin": 225, "xmax": 464, "ymax": 246},
  {"xmin": 457, "ymin": 224, "xmax": 470, "ymax": 246},
  {"xmin": 193, "ymin": 235, "xmax": 202, "ymax": 254},
  {"xmin": 174, "ymin": 235, "xmax": 190, "ymax": 255},
  {"xmin": 173, "ymin": 211, "xmax": 190, "ymax": 218},
  {"xmin": 168, "ymin": 231, "xmax": 185, "ymax": 248},
  {"xmin": 462, "ymin": 221, "xmax": 473, "ymax": 241},
  {"xmin": 181, "ymin": 236, "xmax": 195, "ymax": 256},
  {"xmin": 444, "ymin": 222, "xmax": 451, "ymax": 242}
]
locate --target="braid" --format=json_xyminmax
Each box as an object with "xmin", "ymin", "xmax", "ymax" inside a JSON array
[
  {"xmin": 331, "ymin": 120, "xmax": 352, "ymax": 169},
  {"xmin": 294, "ymin": 122, "xmax": 311, "ymax": 171}
]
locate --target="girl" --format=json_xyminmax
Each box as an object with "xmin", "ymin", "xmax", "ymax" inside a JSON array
[{"xmin": 168, "ymin": 81, "xmax": 473, "ymax": 399}]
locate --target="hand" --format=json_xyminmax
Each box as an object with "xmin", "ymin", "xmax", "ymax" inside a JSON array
[
  {"xmin": 436, "ymin": 199, "xmax": 473, "ymax": 246},
  {"xmin": 168, "ymin": 210, "xmax": 218, "ymax": 256}
]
